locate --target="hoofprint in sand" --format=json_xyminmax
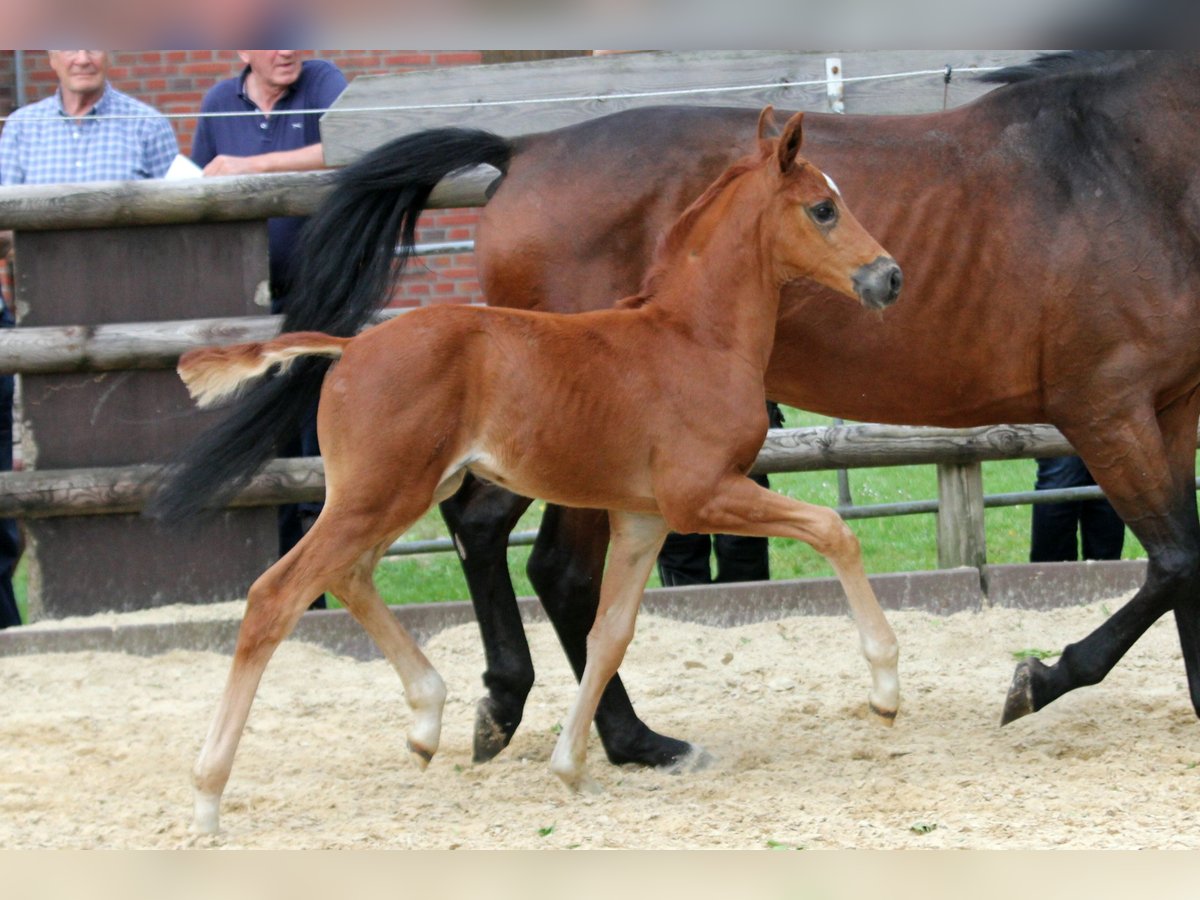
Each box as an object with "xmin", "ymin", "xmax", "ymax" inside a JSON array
[{"xmin": 3, "ymin": 597, "xmax": 1197, "ymax": 849}]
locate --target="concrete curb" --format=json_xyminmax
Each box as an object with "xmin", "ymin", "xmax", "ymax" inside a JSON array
[{"xmin": 0, "ymin": 560, "xmax": 1150, "ymax": 661}]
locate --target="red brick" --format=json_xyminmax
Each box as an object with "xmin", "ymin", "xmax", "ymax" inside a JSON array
[
  {"xmin": 183, "ymin": 62, "xmax": 236, "ymax": 76},
  {"xmin": 383, "ymin": 53, "xmax": 432, "ymax": 67},
  {"xmin": 433, "ymin": 52, "xmax": 482, "ymax": 66}
]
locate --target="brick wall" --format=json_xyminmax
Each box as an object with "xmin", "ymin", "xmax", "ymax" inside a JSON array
[{"xmin": 1, "ymin": 50, "xmax": 490, "ymax": 307}]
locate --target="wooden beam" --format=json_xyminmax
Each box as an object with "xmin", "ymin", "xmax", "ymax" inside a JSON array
[
  {"xmin": 0, "ymin": 165, "xmax": 495, "ymax": 231},
  {"xmin": 322, "ymin": 50, "xmax": 1034, "ymax": 165},
  {"xmin": 0, "ymin": 424, "xmax": 1082, "ymax": 519},
  {"xmin": 0, "ymin": 309, "xmax": 408, "ymax": 374},
  {"xmin": 751, "ymin": 423, "xmax": 1076, "ymax": 475}
]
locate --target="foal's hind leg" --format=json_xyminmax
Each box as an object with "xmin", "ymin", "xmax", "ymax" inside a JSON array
[
  {"xmin": 191, "ymin": 522, "xmax": 372, "ymax": 834},
  {"xmin": 550, "ymin": 511, "xmax": 669, "ymax": 792},
  {"xmin": 665, "ymin": 475, "xmax": 900, "ymax": 723},
  {"xmin": 191, "ymin": 503, "xmax": 446, "ymax": 834},
  {"xmin": 330, "ymin": 542, "xmax": 447, "ymax": 769}
]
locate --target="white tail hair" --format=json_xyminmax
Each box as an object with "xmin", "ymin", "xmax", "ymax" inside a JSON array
[{"xmin": 179, "ymin": 333, "xmax": 350, "ymax": 408}]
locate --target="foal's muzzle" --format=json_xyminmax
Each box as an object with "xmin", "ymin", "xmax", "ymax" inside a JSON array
[{"xmin": 852, "ymin": 257, "xmax": 903, "ymax": 310}]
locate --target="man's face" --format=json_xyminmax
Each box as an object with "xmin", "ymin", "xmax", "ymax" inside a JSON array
[
  {"xmin": 48, "ymin": 50, "xmax": 108, "ymax": 95},
  {"xmin": 238, "ymin": 50, "xmax": 302, "ymax": 91}
]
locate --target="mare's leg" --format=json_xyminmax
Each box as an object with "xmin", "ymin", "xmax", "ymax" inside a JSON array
[
  {"xmin": 438, "ymin": 474, "xmax": 536, "ymax": 761},
  {"xmin": 549, "ymin": 510, "xmax": 669, "ymax": 792},
  {"xmin": 528, "ymin": 504, "xmax": 698, "ymax": 768},
  {"xmin": 1003, "ymin": 397, "xmax": 1200, "ymax": 723},
  {"xmin": 665, "ymin": 476, "xmax": 900, "ymax": 722}
]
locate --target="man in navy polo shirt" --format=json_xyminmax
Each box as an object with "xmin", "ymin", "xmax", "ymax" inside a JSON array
[
  {"xmin": 192, "ymin": 50, "xmax": 347, "ymax": 312},
  {"xmin": 192, "ymin": 51, "xmax": 347, "ymax": 606}
]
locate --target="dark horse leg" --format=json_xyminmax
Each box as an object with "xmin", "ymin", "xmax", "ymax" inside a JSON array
[
  {"xmin": 438, "ymin": 474, "xmax": 536, "ymax": 762},
  {"xmin": 1003, "ymin": 394, "xmax": 1200, "ymax": 723},
  {"xmin": 526, "ymin": 504, "xmax": 700, "ymax": 768},
  {"xmin": 441, "ymin": 477, "xmax": 697, "ymax": 767}
]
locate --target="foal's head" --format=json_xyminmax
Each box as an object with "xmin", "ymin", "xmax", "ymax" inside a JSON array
[{"xmin": 757, "ymin": 108, "xmax": 902, "ymax": 310}]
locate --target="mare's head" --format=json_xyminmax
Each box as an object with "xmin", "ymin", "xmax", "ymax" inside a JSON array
[{"xmin": 757, "ymin": 108, "xmax": 901, "ymax": 310}]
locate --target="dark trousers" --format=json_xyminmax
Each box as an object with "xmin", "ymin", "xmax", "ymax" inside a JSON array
[
  {"xmin": 272, "ymin": 286, "xmax": 326, "ymax": 609},
  {"xmin": 277, "ymin": 381, "xmax": 327, "ymax": 610},
  {"xmin": 1030, "ymin": 455, "xmax": 1125, "ymax": 562},
  {"xmin": 657, "ymin": 474, "xmax": 773, "ymax": 586},
  {"xmin": 658, "ymin": 402, "xmax": 782, "ymax": 586},
  {"xmin": 0, "ymin": 307, "xmax": 20, "ymax": 628}
]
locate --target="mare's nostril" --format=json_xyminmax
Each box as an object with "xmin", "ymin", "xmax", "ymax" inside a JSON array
[{"xmin": 889, "ymin": 266, "xmax": 903, "ymax": 297}]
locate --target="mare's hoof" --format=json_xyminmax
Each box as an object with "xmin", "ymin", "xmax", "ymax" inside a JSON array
[
  {"xmin": 1001, "ymin": 658, "xmax": 1044, "ymax": 726},
  {"xmin": 604, "ymin": 729, "xmax": 696, "ymax": 770},
  {"xmin": 666, "ymin": 744, "xmax": 714, "ymax": 774},
  {"xmin": 473, "ymin": 696, "xmax": 518, "ymax": 763},
  {"xmin": 869, "ymin": 703, "xmax": 898, "ymax": 727}
]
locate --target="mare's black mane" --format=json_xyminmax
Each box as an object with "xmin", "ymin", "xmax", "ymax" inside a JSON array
[{"xmin": 979, "ymin": 50, "xmax": 1143, "ymax": 86}]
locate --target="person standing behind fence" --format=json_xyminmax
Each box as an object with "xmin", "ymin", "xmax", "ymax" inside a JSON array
[
  {"xmin": 191, "ymin": 51, "xmax": 347, "ymax": 607},
  {"xmin": 1030, "ymin": 455, "xmax": 1126, "ymax": 562},
  {"xmin": 0, "ymin": 50, "xmax": 178, "ymax": 628}
]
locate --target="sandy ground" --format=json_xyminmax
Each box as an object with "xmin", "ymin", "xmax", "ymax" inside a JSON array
[{"xmin": 2, "ymin": 597, "xmax": 1199, "ymax": 849}]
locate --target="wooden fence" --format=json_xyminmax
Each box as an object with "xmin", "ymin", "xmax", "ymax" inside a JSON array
[{"xmin": 0, "ymin": 50, "xmax": 1121, "ymax": 616}]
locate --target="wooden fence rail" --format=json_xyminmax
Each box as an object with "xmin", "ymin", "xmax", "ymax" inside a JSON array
[
  {"xmin": 0, "ymin": 310, "xmax": 407, "ymax": 375},
  {"xmin": 0, "ymin": 166, "xmax": 493, "ymax": 231},
  {"xmin": 0, "ymin": 422, "xmax": 1078, "ymax": 519}
]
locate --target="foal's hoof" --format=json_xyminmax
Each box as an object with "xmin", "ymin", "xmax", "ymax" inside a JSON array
[
  {"xmin": 407, "ymin": 739, "xmax": 435, "ymax": 771},
  {"xmin": 473, "ymin": 696, "xmax": 518, "ymax": 763},
  {"xmin": 869, "ymin": 702, "xmax": 898, "ymax": 727},
  {"xmin": 192, "ymin": 792, "xmax": 221, "ymax": 835},
  {"xmin": 555, "ymin": 768, "xmax": 603, "ymax": 795},
  {"xmin": 1001, "ymin": 658, "xmax": 1043, "ymax": 726}
]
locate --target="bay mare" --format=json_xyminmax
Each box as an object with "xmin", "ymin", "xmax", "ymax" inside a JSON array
[
  {"xmin": 172, "ymin": 112, "xmax": 902, "ymax": 832},
  {"xmin": 152, "ymin": 52, "xmax": 1200, "ymax": 770}
]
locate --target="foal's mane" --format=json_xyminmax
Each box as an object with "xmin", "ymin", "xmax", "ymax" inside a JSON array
[{"xmin": 617, "ymin": 141, "xmax": 773, "ymax": 309}]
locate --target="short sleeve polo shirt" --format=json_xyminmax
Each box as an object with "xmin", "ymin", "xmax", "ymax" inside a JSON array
[{"xmin": 191, "ymin": 59, "xmax": 348, "ymax": 302}]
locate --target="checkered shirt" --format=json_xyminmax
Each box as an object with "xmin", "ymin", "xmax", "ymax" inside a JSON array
[{"xmin": 0, "ymin": 84, "xmax": 178, "ymax": 185}]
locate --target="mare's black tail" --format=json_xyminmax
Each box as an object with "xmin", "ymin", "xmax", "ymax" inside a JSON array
[{"xmin": 146, "ymin": 128, "xmax": 514, "ymax": 522}]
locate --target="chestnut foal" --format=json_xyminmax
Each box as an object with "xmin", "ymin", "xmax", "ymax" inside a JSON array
[{"xmin": 180, "ymin": 111, "xmax": 902, "ymax": 833}]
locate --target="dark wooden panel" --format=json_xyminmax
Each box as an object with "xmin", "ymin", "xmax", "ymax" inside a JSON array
[
  {"xmin": 14, "ymin": 222, "xmax": 265, "ymax": 326},
  {"xmin": 15, "ymin": 222, "xmax": 277, "ymax": 618},
  {"xmin": 27, "ymin": 510, "xmax": 276, "ymax": 617}
]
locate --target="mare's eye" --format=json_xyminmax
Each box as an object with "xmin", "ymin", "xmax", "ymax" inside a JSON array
[{"xmin": 810, "ymin": 201, "xmax": 838, "ymax": 226}]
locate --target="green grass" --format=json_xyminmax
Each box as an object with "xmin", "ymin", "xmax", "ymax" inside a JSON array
[{"xmin": 12, "ymin": 406, "xmax": 1151, "ymax": 618}]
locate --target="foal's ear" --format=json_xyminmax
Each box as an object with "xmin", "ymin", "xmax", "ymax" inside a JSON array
[
  {"xmin": 757, "ymin": 105, "xmax": 777, "ymax": 141},
  {"xmin": 777, "ymin": 111, "xmax": 805, "ymax": 174}
]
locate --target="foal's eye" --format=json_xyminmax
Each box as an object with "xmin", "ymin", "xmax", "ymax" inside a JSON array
[{"xmin": 809, "ymin": 201, "xmax": 838, "ymax": 226}]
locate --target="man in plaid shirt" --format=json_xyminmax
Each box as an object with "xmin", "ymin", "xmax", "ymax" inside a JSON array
[
  {"xmin": 0, "ymin": 51, "xmax": 177, "ymax": 627},
  {"xmin": 0, "ymin": 50, "xmax": 178, "ymax": 185}
]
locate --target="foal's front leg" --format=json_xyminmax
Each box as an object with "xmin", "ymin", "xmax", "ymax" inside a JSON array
[
  {"xmin": 671, "ymin": 475, "xmax": 900, "ymax": 723},
  {"xmin": 549, "ymin": 510, "xmax": 669, "ymax": 792}
]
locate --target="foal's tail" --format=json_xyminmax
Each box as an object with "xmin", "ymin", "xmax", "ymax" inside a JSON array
[
  {"xmin": 147, "ymin": 127, "xmax": 515, "ymax": 522},
  {"xmin": 179, "ymin": 333, "xmax": 350, "ymax": 409}
]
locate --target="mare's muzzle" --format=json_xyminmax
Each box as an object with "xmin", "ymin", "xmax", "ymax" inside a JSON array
[{"xmin": 852, "ymin": 256, "xmax": 903, "ymax": 310}]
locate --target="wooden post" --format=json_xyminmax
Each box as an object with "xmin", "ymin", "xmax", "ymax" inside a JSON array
[
  {"xmin": 936, "ymin": 461, "xmax": 987, "ymax": 569},
  {"xmin": 15, "ymin": 222, "xmax": 278, "ymax": 619}
]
